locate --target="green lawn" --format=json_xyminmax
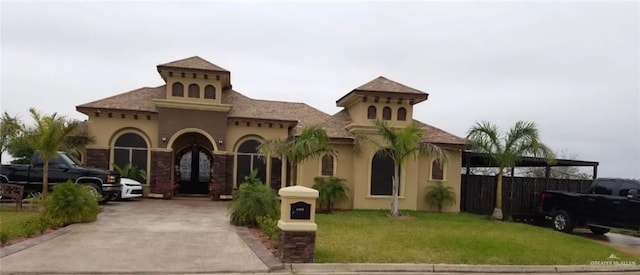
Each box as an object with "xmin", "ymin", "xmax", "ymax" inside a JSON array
[
  {"xmin": 315, "ymin": 210, "xmax": 640, "ymax": 265},
  {"xmin": 0, "ymin": 205, "xmax": 42, "ymax": 244}
]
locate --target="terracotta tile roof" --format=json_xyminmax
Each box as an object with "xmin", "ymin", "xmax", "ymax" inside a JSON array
[
  {"xmin": 336, "ymin": 76, "xmax": 429, "ymax": 106},
  {"xmin": 355, "ymin": 76, "xmax": 426, "ymax": 95},
  {"xmin": 223, "ymin": 90, "xmax": 330, "ymax": 125},
  {"xmin": 157, "ymin": 56, "xmax": 229, "ymax": 72},
  {"xmin": 76, "ymin": 86, "xmax": 165, "ymax": 113},
  {"xmin": 414, "ymin": 120, "xmax": 467, "ymax": 146}
]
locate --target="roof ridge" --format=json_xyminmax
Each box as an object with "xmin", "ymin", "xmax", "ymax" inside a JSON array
[{"xmin": 77, "ymin": 85, "xmax": 162, "ymax": 107}]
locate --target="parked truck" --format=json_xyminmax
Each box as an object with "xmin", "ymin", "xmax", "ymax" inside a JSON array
[
  {"xmin": 538, "ymin": 178, "xmax": 640, "ymax": 234},
  {"xmin": 0, "ymin": 152, "xmax": 121, "ymax": 203}
]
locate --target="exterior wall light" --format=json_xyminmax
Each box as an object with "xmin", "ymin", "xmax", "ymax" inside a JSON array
[
  {"xmin": 161, "ymin": 136, "xmax": 167, "ymax": 143},
  {"xmin": 218, "ymin": 138, "xmax": 224, "ymax": 145}
]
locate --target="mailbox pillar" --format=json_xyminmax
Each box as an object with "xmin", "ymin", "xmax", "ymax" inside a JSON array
[{"xmin": 277, "ymin": 186, "xmax": 318, "ymax": 263}]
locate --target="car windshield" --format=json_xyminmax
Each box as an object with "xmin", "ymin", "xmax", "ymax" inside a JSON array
[{"xmin": 60, "ymin": 153, "xmax": 82, "ymax": 167}]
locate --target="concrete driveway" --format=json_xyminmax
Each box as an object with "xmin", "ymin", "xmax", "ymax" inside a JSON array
[
  {"xmin": 574, "ymin": 228, "xmax": 640, "ymax": 257},
  {"xmin": 0, "ymin": 198, "xmax": 269, "ymax": 274}
]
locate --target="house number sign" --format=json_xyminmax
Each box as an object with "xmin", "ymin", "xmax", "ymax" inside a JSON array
[{"xmin": 290, "ymin": 201, "xmax": 311, "ymax": 220}]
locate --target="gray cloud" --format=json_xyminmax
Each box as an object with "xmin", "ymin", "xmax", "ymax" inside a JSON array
[{"xmin": 1, "ymin": 1, "xmax": 638, "ymax": 177}]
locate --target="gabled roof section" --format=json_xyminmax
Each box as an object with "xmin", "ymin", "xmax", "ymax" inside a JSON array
[
  {"xmin": 336, "ymin": 76, "xmax": 429, "ymax": 107},
  {"xmin": 76, "ymin": 86, "xmax": 166, "ymax": 114},
  {"xmin": 157, "ymin": 56, "xmax": 229, "ymax": 72}
]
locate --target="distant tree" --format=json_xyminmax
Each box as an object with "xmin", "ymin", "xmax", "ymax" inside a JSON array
[
  {"xmin": 520, "ymin": 152, "xmax": 591, "ymax": 179},
  {"xmin": 366, "ymin": 120, "xmax": 447, "ymax": 217},
  {"xmin": 0, "ymin": 112, "xmax": 22, "ymax": 164},
  {"xmin": 25, "ymin": 108, "xmax": 80, "ymax": 196},
  {"xmin": 259, "ymin": 125, "xmax": 337, "ymax": 186},
  {"xmin": 466, "ymin": 121, "xmax": 555, "ymax": 220}
]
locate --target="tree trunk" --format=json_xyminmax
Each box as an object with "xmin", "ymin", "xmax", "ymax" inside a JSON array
[
  {"xmin": 391, "ymin": 164, "xmax": 400, "ymax": 216},
  {"xmin": 42, "ymin": 160, "xmax": 49, "ymax": 197},
  {"xmin": 492, "ymin": 170, "xmax": 504, "ymax": 220},
  {"xmin": 291, "ymin": 162, "xmax": 298, "ymax": 186}
]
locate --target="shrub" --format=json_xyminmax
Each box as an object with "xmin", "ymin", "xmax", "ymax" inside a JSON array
[
  {"xmin": 0, "ymin": 231, "xmax": 9, "ymax": 245},
  {"xmin": 42, "ymin": 181, "xmax": 100, "ymax": 225},
  {"xmin": 229, "ymin": 170, "xmax": 279, "ymax": 226},
  {"xmin": 313, "ymin": 176, "xmax": 349, "ymax": 213},
  {"xmin": 256, "ymin": 215, "xmax": 279, "ymax": 243},
  {"xmin": 424, "ymin": 182, "xmax": 457, "ymax": 212}
]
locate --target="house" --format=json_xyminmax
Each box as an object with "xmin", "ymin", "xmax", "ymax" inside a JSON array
[{"xmin": 76, "ymin": 56, "xmax": 466, "ymax": 212}]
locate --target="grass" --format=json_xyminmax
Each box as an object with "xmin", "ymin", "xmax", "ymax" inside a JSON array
[
  {"xmin": 0, "ymin": 204, "xmax": 42, "ymax": 244},
  {"xmin": 315, "ymin": 210, "xmax": 640, "ymax": 265}
]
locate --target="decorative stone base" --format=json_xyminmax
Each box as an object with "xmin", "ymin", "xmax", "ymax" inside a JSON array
[{"xmin": 278, "ymin": 230, "xmax": 316, "ymax": 263}]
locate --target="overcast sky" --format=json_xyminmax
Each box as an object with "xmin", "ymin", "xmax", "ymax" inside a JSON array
[{"xmin": 1, "ymin": 1, "xmax": 638, "ymax": 178}]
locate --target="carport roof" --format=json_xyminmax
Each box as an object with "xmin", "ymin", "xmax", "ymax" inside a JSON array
[{"xmin": 462, "ymin": 151, "xmax": 599, "ymax": 168}]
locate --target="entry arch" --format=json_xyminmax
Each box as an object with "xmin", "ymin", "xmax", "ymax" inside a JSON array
[{"xmin": 167, "ymin": 128, "xmax": 219, "ymax": 152}]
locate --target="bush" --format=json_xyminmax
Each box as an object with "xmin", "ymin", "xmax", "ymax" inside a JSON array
[
  {"xmin": 256, "ymin": 215, "xmax": 279, "ymax": 243},
  {"xmin": 42, "ymin": 181, "xmax": 100, "ymax": 225},
  {"xmin": 313, "ymin": 176, "xmax": 349, "ymax": 213},
  {"xmin": 229, "ymin": 171, "xmax": 279, "ymax": 226},
  {"xmin": 424, "ymin": 182, "xmax": 457, "ymax": 212}
]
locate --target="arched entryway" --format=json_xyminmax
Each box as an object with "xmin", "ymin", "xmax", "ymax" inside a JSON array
[{"xmin": 172, "ymin": 132, "xmax": 214, "ymax": 195}]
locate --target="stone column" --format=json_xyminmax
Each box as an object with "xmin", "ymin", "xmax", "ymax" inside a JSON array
[
  {"xmin": 150, "ymin": 149, "xmax": 173, "ymax": 196},
  {"xmin": 277, "ymin": 186, "xmax": 318, "ymax": 263},
  {"xmin": 211, "ymin": 152, "xmax": 228, "ymax": 200}
]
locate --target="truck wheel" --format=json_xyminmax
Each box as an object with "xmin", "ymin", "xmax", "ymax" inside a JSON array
[
  {"xmin": 551, "ymin": 210, "xmax": 575, "ymax": 233},
  {"xmin": 589, "ymin": 226, "xmax": 610, "ymax": 235},
  {"xmin": 84, "ymin": 184, "xmax": 104, "ymax": 203}
]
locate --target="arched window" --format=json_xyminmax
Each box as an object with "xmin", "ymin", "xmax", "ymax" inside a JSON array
[
  {"xmin": 172, "ymin": 82, "xmax": 184, "ymax": 97},
  {"xmin": 236, "ymin": 139, "xmax": 266, "ymax": 186},
  {"xmin": 370, "ymin": 150, "xmax": 399, "ymax": 196},
  {"xmin": 431, "ymin": 160, "xmax": 444, "ymax": 180},
  {"xmin": 382, "ymin": 107, "xmax": 392, "ymax": 120},
  {"xmin": 188, "ymin": 84, "xmax": 200, "ymax": 98},
  {"xmin": 204, "ymin": 85, "xmax": 216, "ymax": 99},
  {"xmin": 397, "ymin": 107, "xmax": 407, "ymax": 121},
  {"xmin": 113, "ymin": 133, "xmax": 148, "ymax": 181},
  {"xmin": 367, "ymin": 106, "xmax": 377, "ymax": 119},
  {"xmin": 321, "ymin": 155, "xmax": 334, "ymax": 176}
]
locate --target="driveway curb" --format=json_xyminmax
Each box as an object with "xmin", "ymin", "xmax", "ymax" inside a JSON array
[
  {"xmin": 289, "ymin": 263, "xmax": 640, "ymax": 273},
  {"xmin": 0, "ymin": 224, "xmax": 75, "ymax": 258},
  {"xmin": 235, "ymin": 226, "xmax": 285, "ymax": 271}
]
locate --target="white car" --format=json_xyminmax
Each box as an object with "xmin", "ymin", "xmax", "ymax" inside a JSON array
[{"xmin": 114, "ymin": 178, "xmax": 144, "ymax": 200}]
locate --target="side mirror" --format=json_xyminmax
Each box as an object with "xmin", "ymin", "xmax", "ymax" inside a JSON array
[{"xmin": 627, "ymin": 189, "xmax": 638, "ymax": 200}]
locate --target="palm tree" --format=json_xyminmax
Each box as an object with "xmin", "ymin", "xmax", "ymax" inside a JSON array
[
  {"xmin": 370, "ymin": 120, "xmax": 447, "ymax": 217},
  {"xmin": 0, "ymin": 112, "xmax": 22, "ymax": 164},
  {"xmin": 259, "ymin": 125, "xmax": 337, "ymax": 186},
  {"xmin": 466, "ymin": 120, "xmax": 555, "ymax": 220},
  {"xmin": 313, "ymin": 176, "xmax": 349, "ymax": 213},
  {"xmin": 424, "ymin": 182, "xmax": 456, "ymax": 213},
  {"xmin": 27, "ymin": 108, "xmax": 79, "ymax": 196}
]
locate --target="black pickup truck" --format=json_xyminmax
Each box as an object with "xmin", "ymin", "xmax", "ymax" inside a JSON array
[
  {"xmin": 0, "ymin": 152, "xmax": 121, "ymax": 202},
  {"xmin": 539, "ymin": 178, "xmax": 640, "ymax": 234}
]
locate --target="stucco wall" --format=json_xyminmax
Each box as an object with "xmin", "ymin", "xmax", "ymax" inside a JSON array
[
  {"xmin": 157, "ymin": 107, "xmax": 227, "ymax": 150},
  {"xmin": 417, "ymin": 149, "xmax": 462, "ymax": 213},
  {"xmin": 86, "ymin": 113, "xmax": 159, "ymax": 148},
  {"xmin": 346, "ymin": 100, "xmax": 414, "ymax": 127}
]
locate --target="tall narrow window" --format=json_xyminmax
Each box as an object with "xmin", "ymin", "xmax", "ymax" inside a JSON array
[
  {"xmin": 113, "ymin": 133, "xmax": 148, "ymax": 182},
  {"xmin": 431, "ymin": 160, "xmax": 444, "ymax": 180},
  {"xmin": 204, "ymin": 85, "xmax": 216, "ymax": 99},
  {"xmin": 236, "ymin": 140, "xmax": 267, "ymax": 186},
  {"xmin": 397, "ymin": 107, "xmax": 407, "ymax": 121},
  {"xmin": 382, "ymin": 107, "xmax": 392, "ymax": 120},
  {"xmin": 188, "ymin": 84, "xmax": 200, "ymax": 98},
  {"xmin": 370, "ymin": 150, "xmax": 399, "ymax": 195},
  {"xmin": 321, "ymin": 155, "xmax": 334, "ymax": 176},
  {"xmin": 367, "ymin": 106, "xmax": 377, "ymax": 119},
  {"xmin": 172, "ymin": 82, "xmax": 184, "ymax": 97}
]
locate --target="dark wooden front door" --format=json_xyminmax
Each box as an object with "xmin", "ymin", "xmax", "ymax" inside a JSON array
[{"xmin": 176, "ymin": 144, "xmax": 211, "ymax": 194}]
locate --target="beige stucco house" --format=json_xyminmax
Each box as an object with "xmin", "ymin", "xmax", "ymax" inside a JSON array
[{"xmin": 76, "ymin": 56, "xmax": 466, "ymax": 212}]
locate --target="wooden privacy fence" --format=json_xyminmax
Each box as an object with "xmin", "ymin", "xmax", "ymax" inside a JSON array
[{"xmin": 461, "ymin": 175, "xmax": 591, "ymax": 218}]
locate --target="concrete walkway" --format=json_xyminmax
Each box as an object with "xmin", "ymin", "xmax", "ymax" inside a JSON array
[{"xmin": 0, "ymin": 198, "xmax": 268, "ymax": 274}]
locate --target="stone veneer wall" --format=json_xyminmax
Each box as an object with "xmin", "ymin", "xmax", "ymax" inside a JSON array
[
  {"xmin": 211, "ymin": 154, "xmax": 229, "ymax": 200},
  {"xmin": 151, "ymin": 151, "xmax": 172, "ymax": 190},
  {"xmin": 278, "ymin": 230, "xmax": 316, "ymax": 263},
  {"xmin": 85, "ymin": 148, "xmax": 109, "ymax": 170},
  {"xmin": 224, "ymin": 154, "xmax": 233, "ymax": 195}
]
